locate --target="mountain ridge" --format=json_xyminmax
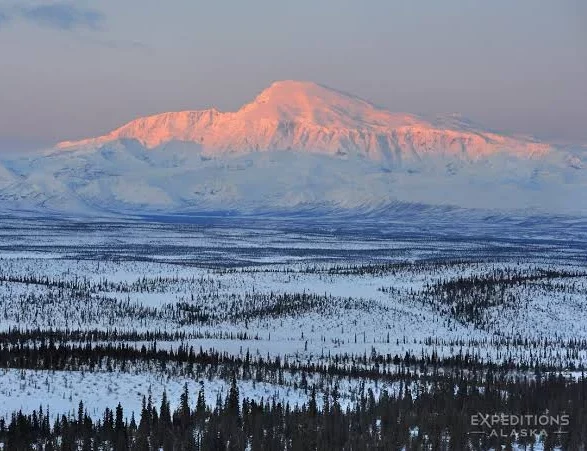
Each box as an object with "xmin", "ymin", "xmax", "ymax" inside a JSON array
[
  {"xmin": 0, "ymin": 80, "xmax": 584, "ymax": 217},
  {"xmin": 57, "ymin": 80, "xmax": 551, "ymax": 161}
]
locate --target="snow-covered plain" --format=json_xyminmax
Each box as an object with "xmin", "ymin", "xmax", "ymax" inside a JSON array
[{"xmin": 0, "ymin": 215, "xmax": 585, "ymax": 423}]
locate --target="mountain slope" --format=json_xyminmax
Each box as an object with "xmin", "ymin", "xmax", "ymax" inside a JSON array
[
  {"xmin": 1, "ymin": 80, "xmax": 584, "ymax": 217},
  {"xmin": 58, "ymin": 81, "xmax": 550, "ymax": 162}
]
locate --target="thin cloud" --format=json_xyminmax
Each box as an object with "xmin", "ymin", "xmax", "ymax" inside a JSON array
[
  {"xmin": 18, "ymin": 2, "xmax": 104, "ymax": 31},
  {"xmin": 0, "ymin": 10, "xmax": 11, "ymax": 28},
  {"xmin": 0, "ymin": 3, "xmax": 146, "ymax": 50},
  {"xmin": 79, "ymin": 36, "xmax": 153, "ymax": 53},
  {"xmin": 0, "ymin": 2, "xmax": 105, "ymax": 32}
]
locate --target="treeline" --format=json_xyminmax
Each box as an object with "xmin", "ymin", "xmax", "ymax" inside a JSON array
[
  {"xmin": 416, "ymin": 267, "xmax": 586, "ymax": 327},
  {"xmin": 3, "ymin": 327, "xmax": 586, "ymax": 362},
  {"xmin": 2, "ymin": 372, "xmax": 587, "ymax": 450},
  {"xmin": 1, "ymin": 278, "xmax": 386, "ymax": 327},
  {"xmin": 0, "ymin": 339, "xmax": 584, "ymax": 385},
  {"xmin": 0, "ymin": 327, "xmax": 259, "ymax": 343},
  {"xmin": 0, "ymin": 271, "xmax": 220, "ymax": 295},
  {"xmin": 216, "ymin": 259, "xmax": 484, "ymax": 276}
]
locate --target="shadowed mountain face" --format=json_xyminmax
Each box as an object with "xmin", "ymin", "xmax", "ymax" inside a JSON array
[{"xmin": 0, "ymin": 81, "xmax": 585, "ymax": 217}]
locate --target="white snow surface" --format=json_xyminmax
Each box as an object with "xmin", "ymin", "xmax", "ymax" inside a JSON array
[{"xmin": 0, "ymin": 80, "xmax": 584, "ymax": 215}]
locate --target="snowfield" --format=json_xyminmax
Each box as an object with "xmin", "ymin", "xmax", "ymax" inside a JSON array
[{"xmin": 0, "ymin": 215, "xmax": 585, "ymax": 426}]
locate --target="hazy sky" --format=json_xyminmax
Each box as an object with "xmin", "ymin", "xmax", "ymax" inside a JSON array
[{"xmin": 0, "ymin": 0, "xmax": 585, "ymax": 147}]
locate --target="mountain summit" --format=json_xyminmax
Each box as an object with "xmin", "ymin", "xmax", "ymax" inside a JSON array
[
  {"xmin": 235, "ymin": 80, "xmax": 421, "ymax": 128},
  {"xmin": 58, "ymin": 80, "xmax": 550, "ymax": 161}
]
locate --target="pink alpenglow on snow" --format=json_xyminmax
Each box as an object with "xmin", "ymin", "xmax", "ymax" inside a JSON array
[{"xmin": 57, "ymin": 81, "xmax": 551, "ymax": 161}]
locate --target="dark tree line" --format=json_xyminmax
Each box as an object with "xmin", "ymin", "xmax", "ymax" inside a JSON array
[
  {"xmin": 2, "ymin": 371, "xmax": 586, "ymax": 450},
  {"xmin": 415, "ymin": 267, "xmax": 586, "ymax": 327},
  {"xmin": 1, "ymin": 338, "xmax": 583, "ymax": 384}
]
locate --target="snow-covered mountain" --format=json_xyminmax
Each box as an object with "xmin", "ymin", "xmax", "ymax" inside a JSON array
[
  {"xmin": 59, "ymin": 80, "xmax": 550, "ymax": 161},
  {"xmin": 0, "ymin": 80, "xmax": 585, "ymax": 217}
]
